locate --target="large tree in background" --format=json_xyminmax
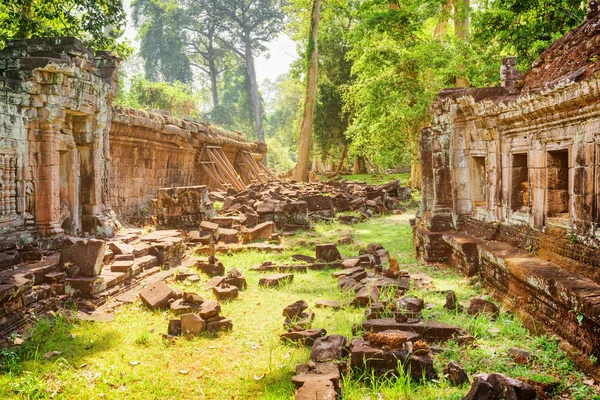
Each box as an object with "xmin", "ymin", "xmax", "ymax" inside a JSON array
[
  {"xmin": 313, "ymin": 0, "xmax": 358, "ymax": 175},
  {"xmin": 132, "ymin": 0, "xmax": 193, "ymax": 83},
  {"xmin": 0, "ymin": 0, "xmax": 129, "ymax": 55},
  {"xmin": 294, "ymin": 0, "xmax": 321, "ymax": 182},
  {"xmin": 208, "ymin": 0, "xmax": 286, "ymax": 144},
  {"xmin": 471, "ymin": 0, "xmax": 585, "ymax": 72}
]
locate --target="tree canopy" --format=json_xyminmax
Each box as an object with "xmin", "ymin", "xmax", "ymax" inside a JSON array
[{"xmin": 0, "ymin": 0, "xmax": 130, "ymax": 56}]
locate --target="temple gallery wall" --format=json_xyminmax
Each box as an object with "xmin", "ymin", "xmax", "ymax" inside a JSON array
[
  {"xmin": 0, "ymin": 38, "xmax": 268, "ymax": 242},
  {"xmin": 414, "ymin": 9, "xmax": 600, "ymax": 359}
]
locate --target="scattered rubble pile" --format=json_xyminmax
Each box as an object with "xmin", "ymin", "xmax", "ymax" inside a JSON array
[
  {"xmin": 279, "ymin": 240, "xmax": 540, "ymax": 400},
  {"xmin": 139, "ymin": 281, "xmax": 232, "ymax": 337},
  {"xmin": 0, "ymin": 228, "xmax": 188, "ymax": 339},
  {"xmin": 166, "ymin": 179, "xmax": 410, "ymax": 249}
]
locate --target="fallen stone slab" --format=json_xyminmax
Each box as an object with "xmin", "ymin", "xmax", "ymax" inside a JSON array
[
  {"xmin": 310, "ymin": 334, "xmax": 349, "ymax": 363},
  {"xmin": 170, "ymin": 299, "xmax": 199, "ymax": 314},
  {"xmin": 338, "ymin": 276, "xmax": 363, "ymax": 292},
  {"xmin": 206, "ymin": 316, "xmax": 233, "ymax": 332},
  {"xmin": 140, "ymin": 282, "xmax": 175, "ymax": 309},
  {"xmin": 350, "ymin": 338, "xmax": 436, "ymax": 381},
  {"xmin": 353, "ymin": 285, "xmax": 380, "ymax": 307},
  {"xmin": 242, "ymin": 221, "xmax": 276, "ymax": 243},
  {"xmin": 361, "ymin": 318, "xmax": 468, "ymax": 342},
  {"xmin": 467, "ymin": 298, "xmax": 499, "ymax": 319},
  {"xmin": 443, "ymin": 361, "xmax": 469, "ymax": 386},
  {"xmin": 362, "ymin": 329, "xmax": 419, "ymax": 348},
  {"xmin": 292, "ymin": 254, "xmax": 317, "ymax": 263},
  {"xmin": 183, "ymin": 292, "xmax": 204, "ymax": 305},
  {"xmin": 198, "ymin": 300, "xmax": 221, "ymax": 319},
  {"xmin": 315, "ymin": 300, "xmax": 340, "ymax": 310},
  {"xmin": 108, "ymin": 241, "xmax": 136, "ymax": 256},
  {"xmin": 341, "ymin": 258, "xmax": 361, "ymax": 269},
  {"xmin": 281, "ymin": 328, "xmax": 327, "ymax": 345},
  {"xmin": 294, "ymin": 378, "xmax": 337, "ymax": 400},
  {"xmin": 285, "ymin": 311, "xmax": 315, "ymax": 330},
  {"xmin": 212, "ymin": 284, "xmax": 238, "ymax": 301},
  {"xmin": 224, "ymin": 268, "xmax": 247, "ymax": 289},
  {"xmin": 284, "ymin": 300, "xmax": 309, "ymax": 319},
  {"xmin": 196, "ymin": 259, "xmax": 225, "ymax": 276},
  {"xmin": 259, "ymin": 273, "xmax": 294, "ymax": 287},
  {"xmin": 204, "ymin": 276, "xmax": 226, "ymax": 289},
  {"xmin": 251, "ymin": 264, "xmax": 308, "ymax": 273},
  {"xmin": 316, "ymin": 243, "xmax": 342, "ymax": 263},
  {"xmin": 60, "ymin": 239, "xmax": 107, "ymax": 277},
  {"xmin": 463, "ymin": 373, "xmax": 536, "ymax": 400},
  {"xmin": 293, "ymin": 361, "xmax": 340, "ymax": 400},
  {"xmin": 181, "ymin": 313, "xmax": 206, "ymax": 335}
]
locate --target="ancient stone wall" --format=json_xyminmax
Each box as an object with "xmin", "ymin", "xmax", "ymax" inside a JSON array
[
  {"xmin": 414, "ymin": 11, "xmax": 600, "ymax": 359},
  {"xmin": 0, "ymin": 38, "xmax": 268, "ymax": 240},
  {"xmin": 0, "ymin": 38, "xmax": 119, "ymax": 240},
  {"xmin": 109, "ymin": 107, "xmax": 267, "ymax": 217}
]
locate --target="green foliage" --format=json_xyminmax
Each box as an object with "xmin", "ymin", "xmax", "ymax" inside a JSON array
[
  {"xmin": 471, "ymin": 0, "xmax": 586, "ymax": 72},
  {"xmin": 264, "ymin": 73, "xmax": 304, "ymax": 157},
  {"xmin": 131, "ymin": 0, "xmax": 193, "ymax": 83},
  {"xmin": 266, "ymin": 137, "xmax": 295, "ymax": 172},
  {"xmin": 0, "ymin": 0, "xmax": 131, "ymax": 57},
  {"xmin": 207, "ymin": 66, "xmax": 258, "ymax": 138},
  {"xmin": 116, "ymin": 75, "xmax": 203, "ymax": 118}
]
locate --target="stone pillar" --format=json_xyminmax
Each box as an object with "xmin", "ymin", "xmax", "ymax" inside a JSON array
[
  {"xmin": 428, "ymin": 127, "xmax": 454, "ymax": 231},
  {"xmin": 452, "ymin": 122, "xmax": 472, "ymax": 217},
  {"xmin": 530, "ymin": 139, "xmax": 546, "ymax": 228},
  {"xmin": 420, "ymin": 128, "xmax": 434, "ymax": 214},
  {"xmin": 36, "ymin": 129, "xmax": 63, "ymax": 235}
]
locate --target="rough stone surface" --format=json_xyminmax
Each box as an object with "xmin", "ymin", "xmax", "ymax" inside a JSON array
[
  {"xmin": 181, "ymin": 313, "xmax": 206, "ymax": 335},
  {"xmin": 310, "ymin": 335, "xmax": 349, "ymax": 362},
  {"xmin": 60, "ymin": 240, "xmax": 108, "ymax": 277},
  {"xmin": 139, "ymin": 282, "xmax": 175, "ymax": 309},
  {"xmin": 443, "ymin": 361, "xmax": 469, "ymax": 386},
  {"xmin": 259, "ymin": 273, "xmax": 294, "ymax": 287},
  {"xmin": 315, "ymin": 244, "xmax": 342, "ymax": 263},
  {"xmin": 283, "ymin": 300, "xmax": 309, "ymax": 319}
]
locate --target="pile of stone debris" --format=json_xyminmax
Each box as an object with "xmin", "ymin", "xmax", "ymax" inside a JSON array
[
  {"xmin": 261, "ymin": 241, "xmax": 537, "ymax": 400},
  {"xmin": 158, "ymin": 180, "xmax": 411, "ymax": 252},
  {"xmin": 138, "ymin": 280, "xmax": 233, "ymax": 337}
]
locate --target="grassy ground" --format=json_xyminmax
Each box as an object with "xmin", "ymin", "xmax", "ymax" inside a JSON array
[
  {"xmin": 340, "ymin": 173, "xmax": 410, "ymax": 185},
  {"xmin": 1, "ymin": 213, "xmax": 598, "ymax": 399}
]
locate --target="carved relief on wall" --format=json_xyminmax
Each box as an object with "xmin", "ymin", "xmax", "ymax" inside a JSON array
[
  {"xmin": 0, "ymin": 153, "xmax": 17, "ymax": 220},
  {"xmin": 0, "ymin": 152, "xmax": 34, "ymax": 226}
]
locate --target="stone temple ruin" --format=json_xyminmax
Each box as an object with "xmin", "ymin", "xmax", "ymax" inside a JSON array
[
  {"xmin": 415, "ymin": 6, "xmax": 600, "ymax": 361},
  {"xmin": 0, "ymin": 38, "xmax": 274, "ymax": 335},
  {"xmin": 0, "ymin": 37, "xmax": 270, "ymax": 244}
]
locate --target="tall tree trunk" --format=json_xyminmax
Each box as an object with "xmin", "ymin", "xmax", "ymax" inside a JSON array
[
  {"xmin": 207, "ymin": 32, "xmax": 219, "ymax": 107},
  {"xmin": 434, "ymin": 1, "xmax": 452, "ymax": 39},
  {"xmin": 293, "ymin": 0, "xmax": 321, "ymax": 182},
  {"xmin": 335, "ymin": 143, "xmax": 349, "ymax": 175},
  {"xmin": 454, "ymin": 0, "xmax": 470, "ymax": 87},
  {"xmin": 353, "ymin": 156, "xmax": 367, "ymax": 174},
  {"xmin": 244, "ymin": 40, "xmax": 265, "ymax": 143}
]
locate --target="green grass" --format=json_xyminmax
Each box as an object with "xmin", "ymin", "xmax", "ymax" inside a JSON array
[
  {"xmin": 0, "ymin": 213, "xmax": 598, "ymax": 399},
  {"xmin": 341, "ymin": 173, "xmax": 409, "ymax": 185}
]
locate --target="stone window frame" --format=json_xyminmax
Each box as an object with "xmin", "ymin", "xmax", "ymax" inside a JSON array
[{"xmin": 545, "ymin": 144, "xmax": 572, "ymax": 228}]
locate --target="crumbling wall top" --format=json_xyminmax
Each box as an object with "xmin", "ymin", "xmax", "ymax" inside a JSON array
[
  {"xmin": 521, "ymin": 10, "xmax": 600, "ymax": 93},
  {"xmin": 111, "ymin": 106, "xmax": 268, "ymax": 155}
]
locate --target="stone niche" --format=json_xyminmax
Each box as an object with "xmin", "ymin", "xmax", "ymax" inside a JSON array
[
  {"xmin": 414, "ymin": 10, "xmax": 600, "ymax": 362},
  {"xmin": 0, "ymin": 38, "xmax": 119, "ymax": 241}
]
